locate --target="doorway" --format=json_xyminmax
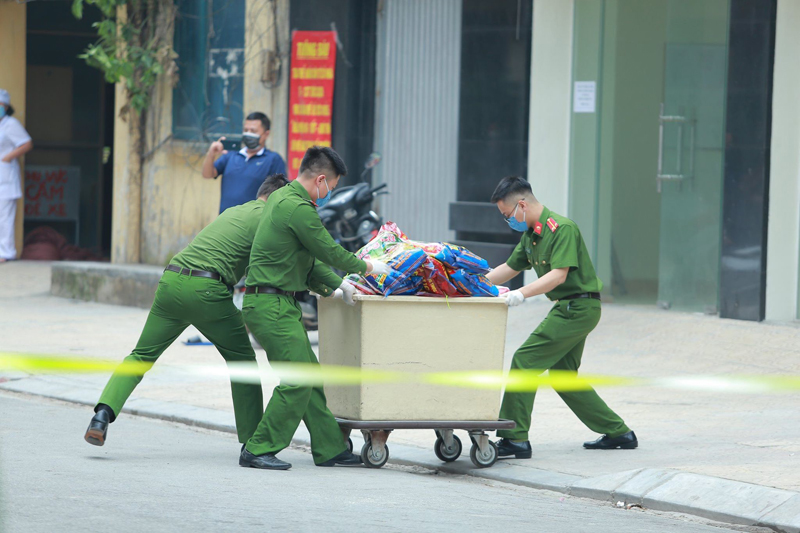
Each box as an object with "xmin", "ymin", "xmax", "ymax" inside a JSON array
[
  {"xmin": 25, "ymin": 2, "xmax": 115, "ymax": 257},
  {"xmin": 575, "ymin": 0, "xmax": 730, "ymax": 313}
]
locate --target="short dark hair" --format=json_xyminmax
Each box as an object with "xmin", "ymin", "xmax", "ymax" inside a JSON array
[
  {"xmin": 5, "ymin": 105, "xmax": 14, "ymax": 117},
  {"xmin": 245, "ymin": 112, "xmax": 270, "ymax": 131},
  {"xmin": 490, "ymin": 176, "xmax": 532, "ymax": 204},
  {"xmin": 257, "ymin": 173, "xmax": 288, "ymax": 199},
  {"xmin": 299, "ymin": 146, "xmax": 348, "ymax": 178}
]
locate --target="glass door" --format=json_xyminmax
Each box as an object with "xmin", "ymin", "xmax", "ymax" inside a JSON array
[{"xmin": 656, "ymin": 0, "xmax": 730, "ymax": 313}]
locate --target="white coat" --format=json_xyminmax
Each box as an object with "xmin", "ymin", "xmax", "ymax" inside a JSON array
[
  {"xmin": 0, "ymin": 115, "xmax": 31, "ymax": 260},
  {"xmin": 0, "ymin": 115, "xmax": 32, "ymax": 201}
]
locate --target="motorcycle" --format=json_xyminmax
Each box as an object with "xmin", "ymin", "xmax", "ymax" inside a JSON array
[{"xmin": 299, "ymin": 152, "xmax": 388, "ymax": 330}]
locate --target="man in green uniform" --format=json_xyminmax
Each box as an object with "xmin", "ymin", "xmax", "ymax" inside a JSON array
[
  {"xmin": 239, "ymin": 146, "xmax": 391, "ymax": 471},
  {"xmin": 84, "ymin": 174, "xmax": 291, "ymax": 450},
  {"xmin": 486, "ymin": 176, "xmax": 637, "ymax": 458}
]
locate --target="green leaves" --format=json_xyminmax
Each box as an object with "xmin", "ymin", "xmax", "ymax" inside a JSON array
[
  {"xmin": 71, "ymin": 0, "xmax": 175, "ymax": 116},
  {"xmin": 72, "ymin": 0, "xmax": 120, "ymax": 20},
  {"xmin": 71, "ymin": 0, "xmax": 84, "ymax": 20}
]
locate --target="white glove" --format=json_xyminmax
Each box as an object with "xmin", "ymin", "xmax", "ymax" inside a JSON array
[
  {"xmin": 338, "ymin": 280, "xmax": 357, "ymax": 306},
  {"xmin": 330, "ymin": 289, "xmax": 343, "ymax": 300},
  {"xmin": 368, "ymin": 260, "xmax": 393, "ymax": 277},
  {"xmin": 504, "ymin": 290, "xmax": 525, "ymax": 307}
]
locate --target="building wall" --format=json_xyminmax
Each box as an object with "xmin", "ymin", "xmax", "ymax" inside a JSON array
[
  {"xmin": 568, "ymin": 0, "xmax": 604, "ymax": 271},
  {"xmin": 245, "ymin": 0, "xmax": 290, "ymax": 168},
  {"xmin": 525, "ymin": 0, "xmax": 574, "ymax": 285},
  {"xmin": 529, "ymin": 0, "xmax": 573, "ymax": 216},
  {"xmin": 112, "ymin": 0, "xmax": 290, "ymax": 265},
  {"xmin": 138, "ymin": 72, "xmax": 221, "ymax": 264},
  {"xmin": 0, "ymin": 2, "xmax": 27, "ymax": 258},
  {"xmin": 765, "ymin": 0, "xmax": 800, "ymax": 321},
  {"xmin": 110, "ymin": 64, "xmax": 139, "ymax": 264},
  {"xmin": 719, "ymin": 0, "xmax": 777, "ymax": 321}
]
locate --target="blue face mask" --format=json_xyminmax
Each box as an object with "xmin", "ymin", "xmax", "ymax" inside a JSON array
[
  {"xmin": 0, "ymin": 107, "xmax": 5, "ymax": 119},
  {"xmin": 316, "ymin": 177, "xmax": 332, "ymax": 207},
  {"xmin": 506, "ymin": 204, "xmax": 528, "ymax": 232}
]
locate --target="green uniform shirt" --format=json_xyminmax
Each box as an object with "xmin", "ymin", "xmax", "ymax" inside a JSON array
[
  {"xmin": 506, "ymin": 206, "xmax": 603, "ymax": 301},
  {"xmin": 246, "ymin": 179, "xmax": 368, "ymax": 295},
  {"xmin": 170, "ymin": 199, "xmax": 265, "ymax": 287}
]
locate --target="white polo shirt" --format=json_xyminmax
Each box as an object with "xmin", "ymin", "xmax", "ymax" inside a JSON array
[{"xmin": 0, "ymin": 116, "xmax": 32, "ymax": 200}]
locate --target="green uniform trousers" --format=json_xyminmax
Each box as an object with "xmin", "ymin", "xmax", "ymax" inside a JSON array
[
  {"xmin": 242, "ymin": 293, "xmax": 346, "ymax": 465},
  {"xmin": 497, "ymin": 298, "xmax": 630, "ymax": 441},
  {"xmin": 97, "ymin": 270, "xmax": 264, "ymax": 443}
]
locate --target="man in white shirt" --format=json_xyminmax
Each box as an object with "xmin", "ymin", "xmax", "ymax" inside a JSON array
[{"xmin": 0, "ymin": 89, "xmax": 33, "ymax": 262}]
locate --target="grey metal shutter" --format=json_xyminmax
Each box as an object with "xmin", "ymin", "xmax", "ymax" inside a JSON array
[{"xmin": 373, "ymin": 0, "xmax": 462, "ymax": 242}]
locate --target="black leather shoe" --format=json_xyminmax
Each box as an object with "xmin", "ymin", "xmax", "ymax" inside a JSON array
[
  {"xmin": 84, "ymin": 409, "xmax": 111, "ymax": 446},
  {"xmin": 584, "ymin": 431, "xmax": 638, "ymax": 450},
  {"xmin": 317, "ymin": 450, "xmax": 363, "ymax": 467},
  {"xmin": 495, "ymin": 438, "xmax": 532, "ymax": 459},
  {"xmin": 239, "ymin": 448, "xmax": 292, "ymax": 470}
]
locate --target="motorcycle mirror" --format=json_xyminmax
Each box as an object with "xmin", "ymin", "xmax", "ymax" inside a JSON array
[{"xmin": 364, "ymin": 152, "xmax": 382, "ymax": 170}]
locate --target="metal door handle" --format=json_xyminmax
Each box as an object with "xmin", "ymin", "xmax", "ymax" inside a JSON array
[{"xmin": 657, "ymin": 103, "xmax": 695, "ymax": 193}]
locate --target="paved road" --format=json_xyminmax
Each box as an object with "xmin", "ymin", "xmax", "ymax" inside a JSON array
[
  {"xmin": 3, "ymin": 261, "xmax": 800, "ymax": 491},
  {"xmin": 0, "ymin": 393, "xmax": 761, "ymax": 533}
]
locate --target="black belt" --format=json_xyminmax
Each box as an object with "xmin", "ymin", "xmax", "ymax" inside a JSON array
[
  {"xmin": 561, "ymin": 292, "xmax": 601, "ymax": 301},
  {"xmin": 165, "ymin": 264, "xmax": 221, "ymax": 281},
  {"xmin": 245, "ymin": 286, "xmax": 296, "ymax": 298}
]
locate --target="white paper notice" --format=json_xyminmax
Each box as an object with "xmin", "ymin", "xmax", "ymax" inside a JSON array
[{"xmin": 573, "ymin": 81, "xmax": 596, "ymax": 113}]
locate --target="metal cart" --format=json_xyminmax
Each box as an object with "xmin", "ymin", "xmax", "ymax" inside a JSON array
[{"xmin": 337, "ymin": 418, "xmax": 516, "ymax": 469}]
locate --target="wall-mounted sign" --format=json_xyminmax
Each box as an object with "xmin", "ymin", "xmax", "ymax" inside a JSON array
[
  {"xmin": 287, "ymin": 31, "xmax": 337, "ymax": 179},
  {"xmin": 573, "ymin": 81, "xmax": 597, "ymax": 114},
  {"xmin": 24, "ymin": 165, "xmax": 80, "ymax": 221}
]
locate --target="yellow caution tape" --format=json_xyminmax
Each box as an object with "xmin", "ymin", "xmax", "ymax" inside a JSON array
[
  {"xmin": 0, "ymin": 353, "xmax": 155, "ymax": 376},
  {"xmin": 228, "ymin": 362, "xmax": 408, "ymax": 387},
  {"xmin": 2, "ymin": 352, "xmax": 800, "ymax": 394},
  {"xmin": 649, "ymin": 375, "xmax": 800, "ymax": 393},
  {"xmin": 0, "ymin": 353, "xmax": 406, "ymax": 387},
  {"xmin": 423, "ymin": 370, "xmax": 638, "ymax": 392}
]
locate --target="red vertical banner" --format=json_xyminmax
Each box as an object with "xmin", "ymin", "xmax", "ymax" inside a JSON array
[{"xmin": 287, "ymin": 31, "xmax": 337, "ymax": 179}]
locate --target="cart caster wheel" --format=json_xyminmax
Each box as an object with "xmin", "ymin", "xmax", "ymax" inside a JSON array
[
  {"xmin": 469, "ymin": 441, "xmax": 498, "ymax": 468},
  {"xmin": 346, "ymin": 438, "xmax": 353, "ymax": 454},
  {"xmin": 434, "ymin": 435, "xmax": 462, "ymax": 462},
  {"xmin": 361, "ymin": 442, "xmax": 389, "ymax": 468}
]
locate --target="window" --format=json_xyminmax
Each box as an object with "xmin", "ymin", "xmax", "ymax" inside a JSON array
[
  {"xmin": 454, "ymin": 0, "xmax": 533, "ymax": 245},
  {"xmin": 172, "ymin": 0, "xmax": 245, "ymax": 141}
]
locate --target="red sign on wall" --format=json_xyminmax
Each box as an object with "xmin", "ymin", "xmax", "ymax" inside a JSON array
[
  {"xmin": 24, "ymin": 166, "xmax": 80, "ymax": 221},
  {"xmin": 287, "ymin": 31, "xmax": 337, "ymax": 179}
]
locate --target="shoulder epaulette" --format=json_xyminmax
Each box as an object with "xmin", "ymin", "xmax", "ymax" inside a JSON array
[
  {"xmin": 299, "ymin": 198, "xmax": 317, "ymax": 208},
  {"xmin": 546, "ymin": 217, "xmax": 559, "ymax": 233}
]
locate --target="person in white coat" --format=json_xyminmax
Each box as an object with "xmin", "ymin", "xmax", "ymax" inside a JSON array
[{"xmin": 0, "ymin": 89, "xmax": 33, "ymax": 263}]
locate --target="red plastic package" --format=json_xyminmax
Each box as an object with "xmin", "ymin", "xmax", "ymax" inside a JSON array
[{"xmin": 418, "ymin": 257, "xmax": 460, "ymax": 296}]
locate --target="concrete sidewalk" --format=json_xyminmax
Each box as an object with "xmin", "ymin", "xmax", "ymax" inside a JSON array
[{"xmin": 2, "ymin": 261, "xmax": 800, "ymax": 531}]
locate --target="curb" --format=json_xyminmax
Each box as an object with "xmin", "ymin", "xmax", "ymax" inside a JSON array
[{"xmin": 3, "ymin": 375, "xmax": 798, "ymax": 533}]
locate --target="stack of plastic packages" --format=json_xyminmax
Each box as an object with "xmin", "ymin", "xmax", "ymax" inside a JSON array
[{"xmin": 346, "ymin": 222, "xmax": 500, "ymax": 297}]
